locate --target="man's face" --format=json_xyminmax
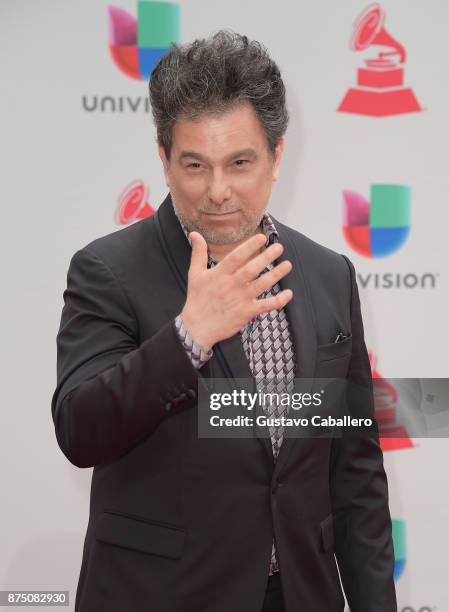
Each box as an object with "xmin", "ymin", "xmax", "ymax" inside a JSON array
[{"xmin": 158, "ymin": 102, "xmax": 284, "ymax": 245}]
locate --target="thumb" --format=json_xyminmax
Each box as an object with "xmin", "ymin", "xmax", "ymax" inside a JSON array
[{"xmin": 188, "ymin": 231, "xmax": 208, "ymax": 273}]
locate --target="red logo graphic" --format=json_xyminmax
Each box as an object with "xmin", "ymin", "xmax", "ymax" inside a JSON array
[
  {"xmin": 115, "ymin": 180, "xmax": 155, "ymax": 225},
  {"xmin": 338, "ymin": 3, "xmax": 422, "ymax": 117},
  {"xmin": 369, "ymin": 351, "xmax": 414, "ymax": 451}
]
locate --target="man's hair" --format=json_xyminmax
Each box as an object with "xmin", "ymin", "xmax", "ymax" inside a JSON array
[{"xmin": 148, "ymin": 29, "xmax": 289, "ymax": 160}]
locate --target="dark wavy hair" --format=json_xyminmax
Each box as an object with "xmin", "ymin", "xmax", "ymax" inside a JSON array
[{"xmin": 148, "ymin": 29, "xmax": 289, "ymax": 160}]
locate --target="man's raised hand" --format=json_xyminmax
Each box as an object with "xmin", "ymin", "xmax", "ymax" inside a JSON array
[{"xmin": 180, "ymin": 230, "xmax": 293, "ymax": 352}]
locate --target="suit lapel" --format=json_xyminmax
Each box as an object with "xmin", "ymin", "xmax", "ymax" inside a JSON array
[
  {"xmin": 269, "ymin": 215, "xmax": 317, "ymax": 381},
  {"xmin": 267, "ymin": 216, "xmax": 318, "ymax": 479}
]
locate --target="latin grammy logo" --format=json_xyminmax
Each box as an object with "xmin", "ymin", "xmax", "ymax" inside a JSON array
[
  {"xmin": 115, "ymin": 180, "xmax": 155, "ymax": 225},
  {"xmin": 338, "ymin": 3, "xmax": 422, "ymax": 117},
  {"xmin": 369, "ymin": 351, "xmax": 414, "ymax": 451}
]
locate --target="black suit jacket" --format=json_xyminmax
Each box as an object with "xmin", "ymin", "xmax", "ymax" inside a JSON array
[{"xmin": 51, "ymin": 192, "xmax": 397, "ymax": 612}]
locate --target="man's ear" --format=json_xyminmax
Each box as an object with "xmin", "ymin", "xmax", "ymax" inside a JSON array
[
  {"xmin": 158, "ymin": 145, "xmax": 170, "ymax": 187},
  {"xmin": 272, "ymin": 136, "xmax": 285, "ymax": 182}
]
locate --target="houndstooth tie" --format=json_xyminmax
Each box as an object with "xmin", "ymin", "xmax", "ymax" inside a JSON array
[
  {"xmin": 240, "ymin": 267, "xmax": 296, "ymax": 574},
  {"xmin": 241, "ymin": 294, "xmax": 296, "ymax": 460}
]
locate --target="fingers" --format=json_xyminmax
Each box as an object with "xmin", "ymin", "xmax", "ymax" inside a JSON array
[
  {"xmin": 188, "ymin": 231, "xmax": 208, "ymax": 274},
  {"xmin": 238, "ymin": 242, "xmax": 285, "ymax": 284},
  {"xmin": 249, "ymin": 260, "xmax": 293, "ymax": 297},
  {"xmin": 251, "ymin": 289, "xmax": 294, "ymax": 317},
  {"xmin": 218, "ymin": 233, "xmax": 268, "ymax": 274}
]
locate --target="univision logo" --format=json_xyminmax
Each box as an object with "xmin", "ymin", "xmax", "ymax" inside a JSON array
[
  {"xmin": 108, "ymin": 1, "xmax": 180, "ymax": 80},
  {"xmin": 343, "ymin": 184, "xmax": 411, "ymax": 258},
  {"xmin": 392, "ymin": 519, "xmax": 406, "ymax": 581},
  {"xmin": 82, "ymin": 1, "xmax": 179, "ymax": 113}
]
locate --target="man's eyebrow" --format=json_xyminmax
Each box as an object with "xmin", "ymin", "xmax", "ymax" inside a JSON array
[{"xmin": 178, "ymin": 148, "xmax": 258, "ymax": 163}]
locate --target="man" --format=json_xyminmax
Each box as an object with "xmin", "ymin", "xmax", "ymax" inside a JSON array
[{"xmin": 51, "ymin": 30, "xmax": 397, "ymax": 612}]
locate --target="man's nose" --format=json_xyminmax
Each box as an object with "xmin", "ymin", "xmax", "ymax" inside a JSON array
[{"xmin": 207, "ymin": 168, "xmax": 232, "ymax": 204}]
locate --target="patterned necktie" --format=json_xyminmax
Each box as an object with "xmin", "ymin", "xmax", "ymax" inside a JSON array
[
  {"xmin": 239, "ymin": 222, "xmax": 297, "ymax": 576},
  {"xmin": 240, "ymin": 257, "xmax": 296, "ymax": 576},
  {"xmin": 240, "ymin": 291, "xmax": 296, "ymax": 461}
]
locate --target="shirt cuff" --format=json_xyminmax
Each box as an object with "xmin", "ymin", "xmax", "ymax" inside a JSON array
[{"xmin": 174, "ymin": 314, "xmax": 213, "ymax": 369}]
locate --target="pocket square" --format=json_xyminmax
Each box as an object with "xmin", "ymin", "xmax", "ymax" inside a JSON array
[{"xmin": 334, "ymin": 331, "xmax": 349, "ymax": 343}]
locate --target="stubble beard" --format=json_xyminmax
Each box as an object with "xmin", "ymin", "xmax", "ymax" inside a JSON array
[{"xmin": 171, "ymin": 198, "xmax": 265, "ymax": 245}]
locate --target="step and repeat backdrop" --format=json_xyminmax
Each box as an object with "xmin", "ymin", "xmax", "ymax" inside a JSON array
[{"xmin": 2, "ymin": 1, "xmax": 449, "ymax": 610}]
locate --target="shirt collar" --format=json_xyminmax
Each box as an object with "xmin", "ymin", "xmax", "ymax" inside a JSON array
[{"xmin": 173, "ymin": 204, "xmax": 279, "ymax": 268}]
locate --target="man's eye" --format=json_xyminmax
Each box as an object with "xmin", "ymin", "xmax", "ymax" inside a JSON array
[
  {"xmin": 187, "ymin": 162, "xmax": 202, "ymax": 169},
  {"xmin": 235, "ymin": 159, "xmax": 249, "ymax": 166}
]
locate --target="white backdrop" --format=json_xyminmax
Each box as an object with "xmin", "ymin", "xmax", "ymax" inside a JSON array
[{"xmin": 2, "ymin": 1, "xmax": 448, "ymax": 610}]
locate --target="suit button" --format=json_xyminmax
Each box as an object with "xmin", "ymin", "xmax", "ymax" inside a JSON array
[
  {"xmin": 165, "ymin": 402, "xmax": 172, "ymax": 412},
  {"xmin": 187, "ymin": 389, "xmax": 196, "ymax": 399},
  {"xmin": 179, "ymin": 392, "xmax": 187, "ymax": 401}
]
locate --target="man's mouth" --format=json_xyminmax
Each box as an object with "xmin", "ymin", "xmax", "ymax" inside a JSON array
[{"xmin": 202, "ymin": 211, "xmax": 239, "ymax": 216}]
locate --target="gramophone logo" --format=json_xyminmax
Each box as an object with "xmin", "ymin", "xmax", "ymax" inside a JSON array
[
  {"xmin": 338, "ymin": 3, "xmax": 422, "ymax": 116},
  {"xmin": 115, "ymin": 180, "xmax": 155, "ymax": 225},
  {"xmin": 369, "ymin": 351, "xmax": 414, "ymax": 452},
  {"xmin": 108, "ymin": 1, "xmax": 179, "ymax": 81},
  {"xmin": 342, "ymin": 184, "xmax": 411, "ymax": 258}
]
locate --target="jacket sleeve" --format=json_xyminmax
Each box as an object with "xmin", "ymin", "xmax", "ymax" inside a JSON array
[
  {"xmin": 330, "ymin": 255, "xmax": 397, "ymax": 612},
  {"xmin": 51, "ymin": 247, "xmax": 201, "ymax": 468}
]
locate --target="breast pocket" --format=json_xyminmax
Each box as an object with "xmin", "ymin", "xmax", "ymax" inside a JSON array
[
  {"xmin": 316, "ymin": 335, "xmax": 352, "ymax": 378},
  {"xmin": 317, "ymin": 335, "xmax": 352, "ymax": 362},
  {"xmin": 95, "ymin": 510, "xmax": 186, "ymax": 559}
]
